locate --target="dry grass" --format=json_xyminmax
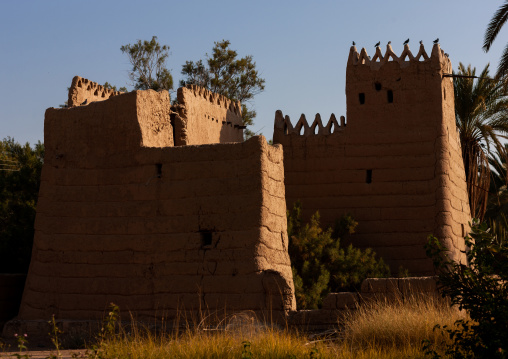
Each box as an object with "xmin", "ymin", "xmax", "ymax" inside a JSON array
[
  {"xmin": 340, "ymin": 294, "xmax": 465, "ymax": 355},
  {"xmin": 83, "ymin": 295, "xmax": 464, "ymax": 358}
]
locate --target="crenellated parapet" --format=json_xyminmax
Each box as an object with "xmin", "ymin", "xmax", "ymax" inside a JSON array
[
  {"xmin": 273, "ymin": 110, "xmax": 346, "ymax": 138},
  {"xmin": 347, "ymin": 43, "xmax": 452, "ymax": 73},
  {"xmin": 183, "ymin": 84, "xmax": 242, "ymax": 117},
  {"xmin": 173, "ymin": 84, "xmax": 244, "ymax": 146},
  {"xmin": 68, "ymin": 76, "xmax": 124, "ymax": 107}
]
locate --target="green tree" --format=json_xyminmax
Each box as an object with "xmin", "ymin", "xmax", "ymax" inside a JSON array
[
  {"xmin": 423, "ymin": 221, "xmax": 508, "ymax": 358},
  {"xmin": 120, "ymin": 36, "xmax": 173, "ymax": 91},
  {"xmin": 180, "ymin": 40, "xmax": 266, "ymax": 139},
  {"xmin": 484, "ymin": 1, "xmax": 508, "ymax": 79},
  {"xmin": 103, "ymin": 82, "xmax": 127, "ymax": 93},
  {"xmin": 0, "ymin": 138, "xmax": 44, "ymax": 273},
  {"xmin": 454, "ymin": 62, "xmax": 508, "ymax": 220},
  {"xmin": 287, "ymin": 201, "xmax": 390, "ymax": 309}
]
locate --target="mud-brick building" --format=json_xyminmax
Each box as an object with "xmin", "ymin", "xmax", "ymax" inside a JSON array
[
  {"xmin": 13, "ymin": 80, "xmax": 295, "ymax": 325},
  {"xmin": 274, "ymin": 43, "xmax": 470, "ymax": 275},
  {"xmin": 4, "ymin": 43, "xmax": 470, "ymax": 333}
]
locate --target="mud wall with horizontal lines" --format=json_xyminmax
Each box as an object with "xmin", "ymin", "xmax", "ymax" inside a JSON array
[{"xmin": 17, "ymin": 89, "xmax": 294, "ymax": 321}]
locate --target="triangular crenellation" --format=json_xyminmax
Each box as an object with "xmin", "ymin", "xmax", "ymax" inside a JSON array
[
  {"xmin": 325, "ymin": 113, "xmax": 340, "ymax": 134},
  {"xmin": 310, "ymin": 114, "xmax": 323, "ymax": 135},
  {"xmin": 414, "ymin": 43, "xmax": 429, "ymax": 61},
  {"xmin": 399, "ymin": 44, "xmax": 414, "ymax": 62},
  {"xmin": 273, "ymin": 111, "xmax": 345, "ymax": 137},
  {"xmin": 358, "ymin": 48, "xmax": 371, "ymax": 65},
  {"xmin": 348, "ymin": 42, "xmax": 445, "ymax": 69},
  {"xmin": 384, "ymin": 44, "xmax": 399, "ymax": 62},
  {"xmin": 371, "ymin": 47, "xmax": 384, "ymax": 63},
  {"xmin": 295, "ymin": 114, "xmax": 309, "ymax": 136}
]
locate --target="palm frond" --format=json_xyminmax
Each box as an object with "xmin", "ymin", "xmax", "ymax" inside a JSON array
[
  {"xmin": 455, "ymin": 62, "xmax": 508, "ymax": 220},
  {"xmin": 497, "ymin": 42, "xmax": 508, "ymax": 79},
  {"xmin": 483, "ymin": 1, "xmax": 508, "ymax": 52}
]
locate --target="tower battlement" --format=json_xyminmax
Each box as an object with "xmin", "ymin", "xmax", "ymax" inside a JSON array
[
  {"xmin": 273, "ymin": 110, "xmax": 346, "ymax": 138},
  {"xmin": 347, "ymin": 43, "xmax": 451, "ymax": 73},
  {"xmin": 345, "ymin": 42, "xmax": 454, "ymax": 133},
  {"xmin": 68, "ymin": 76, "xmax": 124, "ymax": 107}
]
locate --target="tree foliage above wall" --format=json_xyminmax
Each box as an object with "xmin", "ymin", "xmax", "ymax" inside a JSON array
[
  {"xmin": 180, "ymin": 40, "xmax": 266, "ymax": 139},
  {"xmin": 0, "ymin": 138, "xmax": 44, "ymax": 273},
  {"xmin": 120, "ymin": 36, "xmax": 173, "ymax": 92}
]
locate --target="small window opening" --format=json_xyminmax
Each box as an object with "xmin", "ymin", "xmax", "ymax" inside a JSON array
[
  {"xmin": 366, "ymin": 169, "xmax": 372, "ymax": 184},
  {"xmin": 443, "ymin": 88, "xmax": 446, "ymax": 100},
  {"xmin": 387, "ymin": 90, "xmax": 393, "ymax": 103},
  {"xmin": 298, "ymin": 126, "xmax": 303, "ymax": 135},
  {"xmin": 313, "ymin": 125, "xmax": 318, "ymax": 135},
  {"xmin": 156, "ymin": 163, "xmax": 162, "ymax": 178},
  {"xmin": 359, "ymin": 93, "xmax": 365, "ymax": 105},
  {"xmin": 284, "ymin": 123, "xmax": 288, "ymax": 135},
  {"xmin": 200, "ymin": 231, "xmax": 213, "ymax": 247},
  {"xmin": 461, "ymin": 223, "xmax": 465, "ymax": 238},
  {"xmin": 374, "ymin": 82, "xmax": 382, "ymax": 91}
]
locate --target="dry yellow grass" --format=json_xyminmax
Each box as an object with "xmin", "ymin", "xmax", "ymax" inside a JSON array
[
  {"xmin": 340, "ymin": 294, "xmax": 464, "ymax": 355},
  {"xmin": 83, "ymin": 295, "xmax": 464, "ymax": 358}
]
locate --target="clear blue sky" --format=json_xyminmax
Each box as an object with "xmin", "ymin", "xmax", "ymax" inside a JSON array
[{"xmin": 0, "ymin": 0, "xmax": 505, "ymax": 145}]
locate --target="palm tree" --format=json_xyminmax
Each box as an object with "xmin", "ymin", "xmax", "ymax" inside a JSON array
[
  {"xmin": 454, "ymin": 63, "xmax": 508, "ymax": 219},
  {"xmin": 484, "ymin": 1, "xmax": 508, "ymax": 78},
  {"xmin": 485, "ymin": 147, "xmax": 508, "ymax": 242}
]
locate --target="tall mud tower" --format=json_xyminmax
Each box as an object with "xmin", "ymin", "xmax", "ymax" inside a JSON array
[{"xmin": 274, "ymin": 43, "xmax": 470, "ymax": 275}]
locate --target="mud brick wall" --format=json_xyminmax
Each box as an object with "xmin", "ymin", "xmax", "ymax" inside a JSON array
[
  {"xmin": 68, "ymin": 76, "xmax": 124, "ymax": 107},
  {"xmin": 17, "ymin": 90, "xmax": 294, "ymax": 321},
  {"xmin": 173, "ymin": 85, "xmax": 243, "ymax": 146},
  {"xmin": 274, "ymin": 44, "xmax": 470, "ymax": 275},
  {"xmin": 358, "ymin": 276, "xmax": 438, "ymax": 302},
  {"xmin": 46, "ymin": 89, "xmax": 173, "ymax": 157}
]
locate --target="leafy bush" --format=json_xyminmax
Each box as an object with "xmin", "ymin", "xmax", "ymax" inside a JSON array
[
  {"xmin": 423, "ymin": 220, "xmax": 508, "ymax": 358},
  {"xmin": 287, "ymin": 201, "xmax": 390, "ymax": 309},
  {"xmin": 0, "ymin": 138, "xmax": 44, "ymax": 273}
]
